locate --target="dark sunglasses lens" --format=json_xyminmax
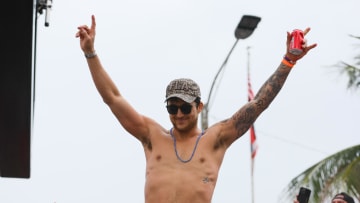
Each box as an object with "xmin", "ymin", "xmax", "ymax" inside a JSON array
[
  {"xmin": 166, "ymin": 105, "xmax": 178, "ymax": 114},
  {"xmin": 180, "ymin": 104, "xmax": 192, "ymax": 114},
  {"xmin": 166, "ymin": 104, "xmax": 193, "ymax": 115}
]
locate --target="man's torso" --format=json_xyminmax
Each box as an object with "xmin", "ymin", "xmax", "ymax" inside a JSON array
[{"xmin": 143, "ymin": 128, "xmax": 227, "ymax": 203}]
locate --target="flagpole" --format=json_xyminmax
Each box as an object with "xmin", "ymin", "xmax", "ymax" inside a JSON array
[
  {"xmin": 247, "ymin": 46, "xmax": 251, "ymax": 80},
  {"xmin": 247, "ymin": 46, "xmax": 255, "ymax": 203},
  {"xmin": 251, "ymin": 160, "xmax": 255, "ymax": 203}
]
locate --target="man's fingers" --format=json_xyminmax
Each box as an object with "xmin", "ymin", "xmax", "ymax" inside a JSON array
[
  {"xmin": 302, "ymin": 43, "xmax": 317, "ymax": 54},
  {"xmin": 91, "ymin": 15, "xmax": 96, "ymax": 32},
  {"xmin": 77, "ymin": 25, "xmax": 88, "ymax": 29},
  {"xmin": 302, "ymin": 39, "xmax": 308, "ymax": 48},
  {"xmin": 286, "ymin": 31, "xmax": 292, "ymax": 45},
  {"xmin": 307, "ymin": 43, "xmax": 318, "ymax": 50},
  {"xmin": 303, "ymin": 27, "xmax": 311, "ymax": 35},
  {"xmin": 75, "ymin": 27, "xmax": 88, "ymax": 38}
]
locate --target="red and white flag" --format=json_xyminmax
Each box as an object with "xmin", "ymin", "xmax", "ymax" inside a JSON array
[
  {"xmin": 249, "ymin": 124, "xmax": 258, "ymax": 159},
  {"xmin": 248, "ymin": 72, "xmax": 258, "ymax": 160}
]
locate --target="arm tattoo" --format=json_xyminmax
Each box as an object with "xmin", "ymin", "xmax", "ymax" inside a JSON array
[
  {"xmin": 232, "ymin": 63, "xmax": 291, "ymax": 137},
  {"xmin": 254, "ymin": 63, "xmax": 291, "ymax": 109}
]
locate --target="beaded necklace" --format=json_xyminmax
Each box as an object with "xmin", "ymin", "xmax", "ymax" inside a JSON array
[{"xmin": 170, "ymin": 128, "xmax": 204, "ymax": 163}]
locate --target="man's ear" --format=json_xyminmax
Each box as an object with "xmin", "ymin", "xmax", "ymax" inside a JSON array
[{"xmin": 197, "ymin": 101, "xmax": 204, "ymax": 112}]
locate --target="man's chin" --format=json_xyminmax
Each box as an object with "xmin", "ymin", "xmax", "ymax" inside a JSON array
[{"xmin": 174, "ymin": 123, "xmax": 188, "ymax": 131}]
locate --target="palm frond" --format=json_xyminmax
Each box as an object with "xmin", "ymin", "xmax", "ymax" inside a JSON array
[
  {"xmin": 334, "ymin": 62, "xmax": 360, "ymax": 90},
  {"xmin": 331, "ymin": 35, "xmax": 360, "ymax": 91},
  {"xmin": 279, "ymin": 144, "xmax": 360, "ymax": 203}
]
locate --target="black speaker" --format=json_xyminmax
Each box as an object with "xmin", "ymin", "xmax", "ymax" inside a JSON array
[{"xmin": 0, "ymin": 0, "xmax": 35, "ymax": 178}]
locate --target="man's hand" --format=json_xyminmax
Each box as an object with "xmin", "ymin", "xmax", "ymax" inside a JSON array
[
  {"xmin": 285, "ymin": 27, "xmax": 317, "ymax": 63},
  {"xmin": 76, "ymin": 15, "xmax": 96, "ymax": 54}
]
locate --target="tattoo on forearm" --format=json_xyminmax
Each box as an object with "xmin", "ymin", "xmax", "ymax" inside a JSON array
[
  {"xmin": 255, "ymin": 64, "xmax": 290, "ymax": 107},
  {"xmin": 232, "ymin": 107, "xmax": 256, "ymax": 138},
  {"xmin": 232, "ymin": 63, "xmax": 291, "ymax": 138}
]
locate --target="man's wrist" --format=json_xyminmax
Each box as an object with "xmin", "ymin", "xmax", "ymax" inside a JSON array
[
  {"xmin": 282, "ymin": 55, "xmax": 296, "ymax": 68},
  {"xmin": 85, "ymin": 51, "xmax": 97, "ymax": 59}
]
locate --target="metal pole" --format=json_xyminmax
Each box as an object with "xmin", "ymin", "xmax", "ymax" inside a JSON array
[
  {"xmin": 201, "ymin": 39, "xmax": 239, "ymax": 130},
  {"xmin": 247, "ymin": 46, "xmax": 255, "ymax": 203}
]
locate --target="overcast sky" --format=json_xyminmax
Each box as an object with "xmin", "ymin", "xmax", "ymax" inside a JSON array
[{"xmin": 1, "ymin": 0, "xmax": 359, "ymax": 202}]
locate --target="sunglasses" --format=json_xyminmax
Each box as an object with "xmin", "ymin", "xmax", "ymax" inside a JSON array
[{"xmin": 166, "ymin": 104, "xmax": 193, "ymax": 115}]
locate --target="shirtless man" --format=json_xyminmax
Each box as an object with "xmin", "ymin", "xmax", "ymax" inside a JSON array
[{"xmin": 76, "ymin": 15, "xmax": 317, "ymax": 203}]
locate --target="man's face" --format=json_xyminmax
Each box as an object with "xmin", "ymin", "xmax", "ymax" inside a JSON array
[{"xmin": 166, "ymin": 98, "xmax": 200, "ymax": 131}]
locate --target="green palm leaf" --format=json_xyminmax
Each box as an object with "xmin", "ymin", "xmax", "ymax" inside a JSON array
[
  {"xmin": 279, "ymin": 144, "xmax": 360, "ymax": 203},
  {"xmin": 333, "ymin": 35, "xmax": 360, "ymax": 91}
]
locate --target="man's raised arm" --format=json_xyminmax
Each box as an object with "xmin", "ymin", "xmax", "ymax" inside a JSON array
[
  {"xmin": 224, "ymin": 28, "xmax": 317, "ymax": 143},
  {"xmin": 75, "ymin": 15, "xmax": 149, "ymax": 139}
]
